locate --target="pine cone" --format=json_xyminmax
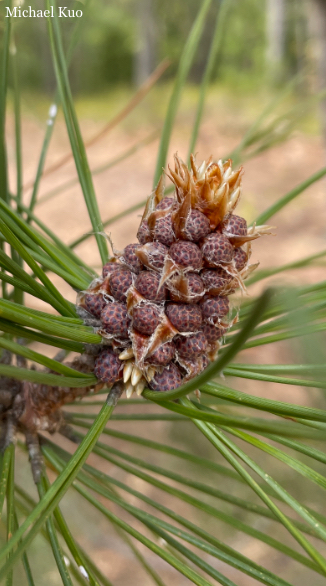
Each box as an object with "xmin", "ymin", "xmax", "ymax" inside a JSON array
[{"xmin": 78, "ymin": 154, "xmax": 273, "ymax": 396}]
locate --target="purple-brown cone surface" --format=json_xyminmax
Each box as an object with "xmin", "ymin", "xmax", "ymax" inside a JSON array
[
  {"xmin": 234, "ymin": 247, "xmax": 248, "ymax": 271},
  {"xmin": 79, "ymin": 153, "xmax": 271, "ymax": 395},
  {"xmin": 168, "ymin": 273, "xmax": 204, "ymax": 304},
  {"xmin": 170, "ymin": 241, "xmax": 203, "ymax": 270},
  {"xmin": 202, "ymin": 323, "xmax": 225, "ymax": 344},
  {"xmin": 147, "ymin": 341, "xmax": 176, "ymax": 366},
  {"xmin": 102, "ymin": 262, "xmax": 123, "ymax": 279},
  {"xmin": 175, "ymin": 331, "xmax": 208, "ymax": 360},
  {"xmin": 201, "ymin": 268, "xmax": 232, "ymax": 295},
  {"xmin": 132, "ymin": 304, "xmax": 161, "ymax": 335},
  {"xmin": 156, "ymin": 197, "xmax": 175, "ymax": 210},
  {"xmin": 84, "ymin": 293, "xmax": 106, "ymax": 319},
  {"xmin": 149, "ymin": 363, "xmax": 182, "ymax": 392},
  {"xmin": 137, "ymin": 220, "xmax": 151, "ymax": 244},
  {"xmin": 183, "ymin": 210, "xmax": 211, "ymax": 242},
  {"xmin": 154, "ymin": 215, "xmax": 175, "ymax": 246},
  {"xmin": 200, "ymin": 296, "xmax": 230, "ymax": 323},
  {"xmin": 122, "ymin": 243, "xmax": 143, "ymax": 273},
  {"xmin": 101, "ymin": 302, "xmax": 130, "ymax": 338},
  {"xmin": 94, "ymin": 349, "xmax": 123, "ymax": 384},
  {"xmin": 135, "ymin": 271, "xmax": 166, "ymax": 302},
  {"xmin": 223, "ymin": 214, "xmax": 247, "ymax": 237},
  {"xmin": 110, "ymin": 269, "xmax": 133, "ymax": 302},
  {"xmin": 136, "ymin": 242, "xmax": 168, "ymax": 271},
  {"xmin": 200, "ymin": 233, "xmax": 234, "ymax": 267},
  {"xmin": 166, "ymin": 303, "xmax": 202, "ymax": 332}
]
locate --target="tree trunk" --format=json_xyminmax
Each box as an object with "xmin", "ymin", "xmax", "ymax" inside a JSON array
[
  {"xmin": 133, "ymin": 0, "xmax": 156, "ymax": 86},
  {"xmin": 266, "ymin": 0, "xmax": 286, "ymax": 82}
]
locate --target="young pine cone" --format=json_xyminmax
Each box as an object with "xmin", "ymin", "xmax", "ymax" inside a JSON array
[{"xmin": 78, "ymin": 154, "xmax": 272, "ymax": 397}]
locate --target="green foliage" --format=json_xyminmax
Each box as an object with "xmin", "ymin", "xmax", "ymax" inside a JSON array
[
  {"xmin": 2, "ymin": 0, "xmax": 309, "ymax": 94},
  {"xmin": 215, "ymin": 0, "xmax": 266, "ymax": 86},
  {"xmin": 1, "ymin": 1, "xmax": 326, "ymax": 585},
  {"xmin": 74, "ymin": 1, "xmax": 135, "ymax": 90}
]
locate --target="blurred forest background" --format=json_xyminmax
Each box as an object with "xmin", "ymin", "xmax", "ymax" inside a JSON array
[
  {"xmin": 1, "ymin": 0, "xmax": 322, "ymax": 103},
  {"xmin": 8, "ymin": 0, "xmax": 326, "ymax": 96}
]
